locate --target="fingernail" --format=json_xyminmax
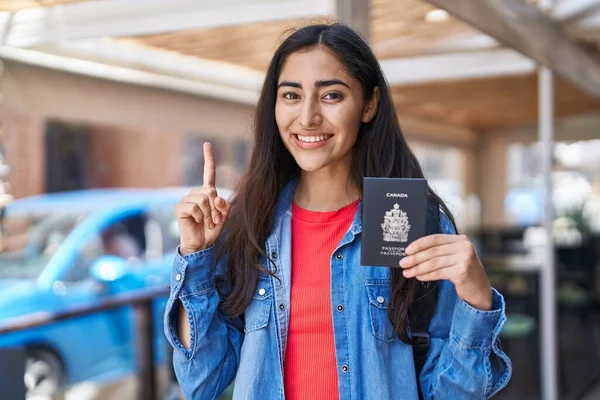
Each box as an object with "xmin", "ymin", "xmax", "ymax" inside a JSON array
[
  {"xmin": 405, "ymin": 246, "xmax": 413, "ymax": 255},
  {"xmin": 403, "ymin": 270, "xmax": 410, "ymax": 278},
  {"xmin": 214, "ymin": 215, "xmax": 222, "ymax": 224},
  {"xmin": 399, "ymin": 257, "xmax": 409, "ymax": 267}
]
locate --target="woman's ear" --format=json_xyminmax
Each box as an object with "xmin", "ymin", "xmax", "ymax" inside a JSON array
[{"xmin": 362, "ymin": 86, "xmax": 380, "ymax": 123}]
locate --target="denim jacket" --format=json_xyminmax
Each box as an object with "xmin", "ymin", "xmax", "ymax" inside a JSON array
[{"xmin": 164, "ymin": 181, "xmax": 512, "ymax": 399}]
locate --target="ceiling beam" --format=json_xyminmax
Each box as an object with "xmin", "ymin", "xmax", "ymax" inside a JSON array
[
  {"xmin": 50, "ymin": 38, "xmax": 536, "ymax": 86},
  {"xmin": 32, "ymin": 39, "xmax": 265, "ymax": 92},
  {"xmin": 13, "ymin": 38, "xmax": 537, "ymax": 90},
  {"xmin": 0, "ymin": 45, "xmax": 260, "ymax": 105},
  {"xmin": 570, "ymin": 7, "xmax": 600, "ymax": 28},
  {"xmin": 555, "ymin": 0, "xmax": 600, "ymax": 22},
  {"xmin": 380, "ymin": 48, "xmax": 535, "ymax": 85},
  {"xmin": 0, "ymin": 0, "xmax": 335, "ymax": 47},
  {"xmin": 422, "ymin": 0, "xmax": 600, "ymax": 97}
]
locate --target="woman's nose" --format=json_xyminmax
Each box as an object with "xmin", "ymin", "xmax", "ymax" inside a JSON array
[{"xmin": 298, "ymin": 99, "xmax": 322, "ymax": 128}]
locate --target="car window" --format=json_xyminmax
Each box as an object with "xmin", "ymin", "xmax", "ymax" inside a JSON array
[
  {"xmin": 0, "ymin": 211, "xmax": 84, "ymax": 280},
  {"xmin": 102, "ymin": 214, "xmax": 147, "ymax": 260},
  {"xmin": 64, "ymin": 213, "xmax": 148, "ymax": 282},
  {"xmin": 147, "ymin": 204, "xmax": 180, "ymax": 255},
  {"xmin": 64, "ymin": 233, "xmax": 104, "ymax": 282}
]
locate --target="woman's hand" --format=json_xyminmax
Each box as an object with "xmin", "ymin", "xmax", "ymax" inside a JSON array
[
  {"xmin": 399, "ymin": 234, "xmax": 493, "ymax": 311},
  {"xmin": 175, "ymin": 142, "xmax": 231, "ymax": 256}
]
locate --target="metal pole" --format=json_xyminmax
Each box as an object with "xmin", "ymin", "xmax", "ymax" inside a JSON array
[
  {"xmin": 135, "ymin": 300, "xmax": 156, "ymax": 400},
  {"xmin": 539, "ymin": 63, "xmax": 558, "ymax": 400},
  {"xmin": 538, "ymin": 1, "xmax": 558, "ymax": 398},
  {"xmin": 0, "ymin": 347, "xmax": 26, "ymax": 400},
  {"xmin": 336, "ymin": 0, "xmax": 371, "ymax": 42}
]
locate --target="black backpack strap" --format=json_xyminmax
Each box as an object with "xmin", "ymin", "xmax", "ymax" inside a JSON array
[
  {"xmin": 410, "ymin": 199, "xmax": 441, "ymax": 399},
  {"xmin": 409, "ymin": 283, "xmax": 438, "ymax": 400}
]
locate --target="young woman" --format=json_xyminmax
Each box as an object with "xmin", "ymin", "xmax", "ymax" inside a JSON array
[{"xmin": 165, "ymin": 23, "xmax": 512, "ymax": 400}]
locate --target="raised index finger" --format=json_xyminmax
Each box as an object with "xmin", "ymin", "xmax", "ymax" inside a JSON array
[{"xmin": 203, "ymin": 142, "xmax": 216, "ymax": 188}]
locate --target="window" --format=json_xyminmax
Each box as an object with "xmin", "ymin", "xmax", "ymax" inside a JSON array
[
  {"xmin": 182, "ymin": 134, "xmax": 222, "ymax": 186},
  {"xmin": 411, "ymin": 142, "xmax": 469, "ymax": 228},
  {"xmin": 505, "ymin": 140, "xmax": 600, "ymax": 232}
]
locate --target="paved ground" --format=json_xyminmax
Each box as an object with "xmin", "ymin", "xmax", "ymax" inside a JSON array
[
  {"xmin": 583, "ymin": 385, "xmax": 600, "ymax": 400},
  {"xmin": 28, "ymin": 368, "xmax": 178, "ymax": 400},
  {"xmin": 494, "ymin": 309, "xmax": 600, "ymax": 400}
]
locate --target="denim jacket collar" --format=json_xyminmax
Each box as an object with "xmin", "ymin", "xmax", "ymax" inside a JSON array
[{"xmin": 273, "ymin": 178, "xmax": 363, "ymax": 236}]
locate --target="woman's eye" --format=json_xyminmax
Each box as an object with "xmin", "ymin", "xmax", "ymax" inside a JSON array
[
  {"xmin": 323, "ymin": 92, "xmax": 342, "ymax": 101},
  {"xmin": 283, "ymin": 92, "xmax": 300, "ymax": 100}
]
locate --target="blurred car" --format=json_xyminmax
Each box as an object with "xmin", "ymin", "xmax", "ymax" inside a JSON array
[{"xmin": 0, "ymin": 187, "xmax": 197, "ymax": 396}]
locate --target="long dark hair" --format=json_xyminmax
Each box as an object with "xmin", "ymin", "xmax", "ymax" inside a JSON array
[{"xmin": 220, "ymin": 23, "xmax": 457, "ymax": 343}]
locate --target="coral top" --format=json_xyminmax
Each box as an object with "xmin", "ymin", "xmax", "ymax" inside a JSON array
[{"xmin": 284, "ymin": 200, "xmax": 359, "ymax": 400}]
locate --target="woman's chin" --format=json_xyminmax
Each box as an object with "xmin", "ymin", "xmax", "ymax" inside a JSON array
[{"xmin": 295, "ymin": 160, "xmax": 327, "ymax": 173}]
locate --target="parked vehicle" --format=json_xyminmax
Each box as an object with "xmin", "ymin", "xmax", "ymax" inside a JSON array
[{"xmin": 0, "ymin": 187, "xmax": 195, "ymax": 396}]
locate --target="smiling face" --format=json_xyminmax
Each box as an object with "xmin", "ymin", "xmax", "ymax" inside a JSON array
[{"xmin": 275, "ymin": 46, "xmax": 378, "ymax": 175}]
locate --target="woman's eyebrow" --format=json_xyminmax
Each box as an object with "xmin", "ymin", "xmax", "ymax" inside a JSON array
[
  {"xmin": 278, "ymin": 81, "xmax": 301, "ymax": 89},
  {"xmin": 315, "ymin": 79, "xmax": 350, "ymax": 89},
  {"xmin": 277, "ymin": 79, "xmax": 350, "ymax": 89}
]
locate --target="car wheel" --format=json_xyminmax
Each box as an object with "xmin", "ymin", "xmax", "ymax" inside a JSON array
[{"xmin": 24, "ymin": 348, "xmax": 64, "ymax": 396}]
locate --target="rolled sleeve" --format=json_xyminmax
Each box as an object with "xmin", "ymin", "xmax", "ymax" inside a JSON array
[
  {"xmin": 164, "ymin": 245, "xmax": 243, "ymax": 397},
  {"xmin": 170, "ymin": 245, "xmax": 218, "ymax": 299},
  {"xmin": 165, "ymin": 245, "xmax": 219, "ymax": 358},
  {"xmin": 450, "ymin": 288, "xmax": 506, "ymax": 349}
]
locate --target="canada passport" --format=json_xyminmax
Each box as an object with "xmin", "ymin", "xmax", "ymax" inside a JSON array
[{"xmin": 361, "ymin": 177, "xmax": 428, "ymax": 267}]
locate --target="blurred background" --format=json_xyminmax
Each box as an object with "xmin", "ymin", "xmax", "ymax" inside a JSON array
[{"xmin": 0, "ymin": 0, "xmax": 599, "ymax": 399}]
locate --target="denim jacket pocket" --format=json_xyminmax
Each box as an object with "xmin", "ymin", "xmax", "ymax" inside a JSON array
[
  {"xmin": 244, "ymin": 278, "xmax": 273, "ymax": 333},
  {"xmin": 366, "ymin": 279, "xmax": 398, "ymax": 343}
]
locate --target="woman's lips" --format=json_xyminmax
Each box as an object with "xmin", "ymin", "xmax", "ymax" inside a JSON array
[{"xmin": 293, "ymin": 133, "xmax": 333, "ymax": 150}]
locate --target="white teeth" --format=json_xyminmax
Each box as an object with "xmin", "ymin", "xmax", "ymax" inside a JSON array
[{"xmin": 297, "ymin": 134, "xmax": 330, "ymax": 143}]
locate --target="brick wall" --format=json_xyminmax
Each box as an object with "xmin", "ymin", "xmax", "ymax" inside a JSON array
[
  {"xmin": 0, "ymin": 111, "xmax": 45, "ymax": 198},
  {"xmin": 88, "ymin": 124, "xmax": 182, "ymax": 189},
  {"xmin": 0, "ymin": 61, "xmax": 255, "ymax": 198}
]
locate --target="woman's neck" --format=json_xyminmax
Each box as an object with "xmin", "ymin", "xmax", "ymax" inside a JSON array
[{"xmin": 294, "ymin": 169, "xmax": 360, "ymax": 212}]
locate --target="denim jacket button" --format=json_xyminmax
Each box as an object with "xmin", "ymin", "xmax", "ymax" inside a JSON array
[
  {"xmin": 175, "ymin": 273, "xmax": 182, "ymax": 282},
  {"xmin": 336, "ymin": 253, "xmax": 343, "ymax": 260},
  {"xmin": 376, "ymin": 296, "xmax": 385, "ymax": 304},
  {"xmin": 278, "ymin": 303, "xmax": 286, "ymax": 311},
  {"xmin": 336, "ymin": 304, "xmax": 344, "ymax": 312},
  {"xmin": 341, "ymin": 365, "xmax": 349, "ymax": 373},
  {"xmin": 258, "ymin": 288, "xmax": 266, "ymax": 296},
  {"xmin": 271, "ymin": 252, "xmax": 278, "ymax": 260}
]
